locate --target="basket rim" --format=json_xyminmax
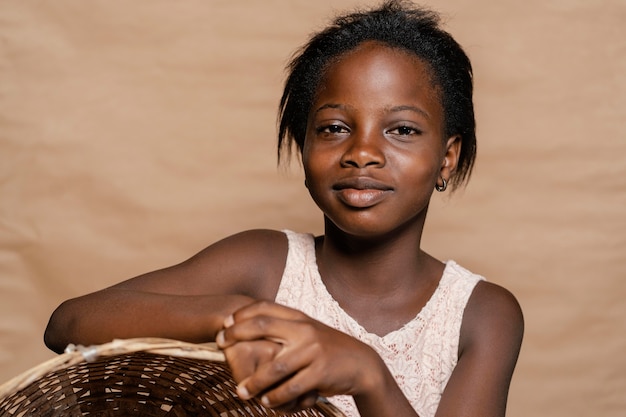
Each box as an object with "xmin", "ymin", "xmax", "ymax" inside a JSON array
[
  {"xmin": 0, "ymin": 337, "xmax": 224, "ymax": 399},
  {"xmin": 0, "ymin": 338, "xmax": 346, "ymax": 417}
]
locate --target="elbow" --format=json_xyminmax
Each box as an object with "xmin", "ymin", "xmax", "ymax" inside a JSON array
[
  {"xmin": 44, "ymin": 301, "xmax": 77, "ymax": 354},
  {"xmin": 43, "ymin": 326, "xmax": 66, "ymax": 355}
]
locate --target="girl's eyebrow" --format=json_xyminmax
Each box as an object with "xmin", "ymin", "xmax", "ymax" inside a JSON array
[
  {"xmin": 387, "ymin": 105, "xmax": 430, "ymax": 119},
  {"xmin": 314, "ymin": 103, "xmax": 430, "ymax": 120},
  {"xmin": 314, "ymin": 103, "xmax": 351, "ymax": 114}
]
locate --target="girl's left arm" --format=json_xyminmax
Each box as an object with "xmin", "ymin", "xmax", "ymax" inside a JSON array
[{"xmin": 435, "ymin": 281, "xmax": 524, "ymax": 417}]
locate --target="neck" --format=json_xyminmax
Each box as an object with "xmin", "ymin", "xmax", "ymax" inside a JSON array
[
  {"xmin": 318, "ymin": 216, "xmax": 434, "ymax": 294},
  {"xmin": 315, "ymin": 217, "xmax": 444, "ymax": 336}
]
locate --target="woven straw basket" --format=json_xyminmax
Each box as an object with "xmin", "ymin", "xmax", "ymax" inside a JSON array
[{"xmin": 0, "ymin": 338, "xmax": 345, "ymax": 417}]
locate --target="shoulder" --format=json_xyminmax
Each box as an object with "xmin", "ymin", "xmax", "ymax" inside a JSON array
[
  {"xmin": 112, "ymin": 229, "xmax": 293, "ymax": 300},
  {"xmin": 193, "ymin": 228, "xmax": 289, "ymax": 271},
  {"xmin": 197, "ymin": 229, "xmax": 289, "ymax": 256},
  {"xmin": 179, "ymin": 229, "xmax": 291, "ymax": 298},
  {"xmin": 460, "ymin": 280, "xmax": 524, "ymax": 358},
  {"xmin": 437, "ymin": 276, "xmax": 523, "ymax": 416}
]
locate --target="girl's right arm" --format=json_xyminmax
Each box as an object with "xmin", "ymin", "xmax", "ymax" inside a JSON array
[{"xmin": 43, "ymin": 229, "xmax": 289, "ymax": 353}]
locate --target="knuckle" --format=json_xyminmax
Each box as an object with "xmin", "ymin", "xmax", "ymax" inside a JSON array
[
  {"xmin": 253, "ymin": 315, "xmax": 272, "ymax": 331},
  {"xmin": 255, "ymin": 300, "xmax": 273, "ymax": 308},
  {"xmin": 252, "ymin": 300, "xmax": 274, "ymax": 314},
  {"xmin": 269, "ymin": 359, "xmax": 290, "ymax": 378},
  {"xmin": 238, "ymin": 342, "xmax": 255, "ymax": 356},
  {"xmin": 285, "ymin": 380, "xmax": 303, "ymax": 397},
  {"xmin": 301, "ymin": 324, "xmax": 318, "ymax": 339},
  {"xmin": 261, "ymin": 342, "xmax": 280, "ymax": 359},
  {"xmin": 267, "ymin": 382, "xmax": 303, "ymax": 410}
]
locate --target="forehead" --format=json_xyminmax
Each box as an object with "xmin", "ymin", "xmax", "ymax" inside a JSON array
[
  {"xmin": 313, "ymin": 41, "xmax": 443, "ymax": 113},
  {"xmin": 332, "ymin": 41, "xmax": 432, "ymax": 70}
]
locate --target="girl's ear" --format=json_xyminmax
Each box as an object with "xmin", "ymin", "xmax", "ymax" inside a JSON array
[{"xmin": 440, "ymin": 135, "xmax": 462, "ymax": 181}]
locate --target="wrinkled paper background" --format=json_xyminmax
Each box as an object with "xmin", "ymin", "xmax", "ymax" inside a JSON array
[{"xmin": 1, "ymin": 1, "xmax": 624, "ymax": 416}]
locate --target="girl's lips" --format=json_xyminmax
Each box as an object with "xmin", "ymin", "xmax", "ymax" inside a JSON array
[
  {"xmin": 332, "ymin": 177, "xmax": 394, "ymax": 208},
  {"xmin": 335, "ymin": 188, "xmax": 392, "ymax": 208},
  {"xmin": 332, "ymin": 177, "xmax": 393, "ymax": 192}
]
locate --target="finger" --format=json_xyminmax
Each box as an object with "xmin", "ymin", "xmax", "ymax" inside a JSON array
[
  {"xmin": 222, "ymin": 340, "xmax": 281, "ymax": 383},
  {"xmin": 237, "ymin": 342, "xmax": 317, "ymax": 401},
  {"xmin": 297, "ymin": 390, "xmax": 320, "ymax": 409},
  {"xmin": 231, "ymin": 300, "xmax": 306, "ymax": 325},
  {"xmin": 258, "ymin": 366, "xmax": 322, "ymax": 409},
  {"xmin": 218, "ymin": 312, "xmax": 312, "ymax": 349},
  {"xmin": 267, "ymin": 390, "xmax": 319, "ymax": 413}
]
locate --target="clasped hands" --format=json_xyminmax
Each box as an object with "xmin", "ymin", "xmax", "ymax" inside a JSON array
[{"xmin": 216, "ymin": 300, "xmax": 379, "ymax": 412}]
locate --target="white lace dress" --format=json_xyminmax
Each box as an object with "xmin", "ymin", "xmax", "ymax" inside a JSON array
[{"xmin": 274, "ymin": 230, "xmax": 484, "ymax": 417}]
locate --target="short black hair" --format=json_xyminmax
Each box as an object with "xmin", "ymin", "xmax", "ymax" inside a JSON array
[{"xmin": 278, "ymin": 0, "xmax": 476, "ymax": 189}]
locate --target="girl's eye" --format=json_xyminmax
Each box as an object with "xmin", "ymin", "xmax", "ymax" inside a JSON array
[
  {"xmin": 317, "ymin": 124, "xmax": 348, "ymax": 134},
  {"xmin": 388, "ymin": 125, "xmax": 420, "ymax": 136}
]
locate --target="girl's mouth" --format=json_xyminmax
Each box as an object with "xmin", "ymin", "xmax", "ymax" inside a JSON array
[{"xmin": 335, "ymin": 188, "xmax": 392, "ymax": 208}]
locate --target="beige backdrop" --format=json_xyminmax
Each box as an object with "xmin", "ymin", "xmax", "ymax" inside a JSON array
[{"xmin": 1, "ymin": 1, "xmax": 624, "ymax": 416}]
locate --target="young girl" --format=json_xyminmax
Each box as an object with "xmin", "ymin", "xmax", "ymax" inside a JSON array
[{"xmin": 44, "ymin": 1, "xmax": 524, "ymax": 416}]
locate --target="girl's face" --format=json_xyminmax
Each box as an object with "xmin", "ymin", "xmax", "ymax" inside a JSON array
[{"xmin": 303, "ymin": 41, "xmax": 460, "ymax": 238}]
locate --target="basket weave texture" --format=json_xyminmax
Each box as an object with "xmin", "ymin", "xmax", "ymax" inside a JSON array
[{"xmin": 0, "ymin": 338, "xmax": 345, "ymax": 417}]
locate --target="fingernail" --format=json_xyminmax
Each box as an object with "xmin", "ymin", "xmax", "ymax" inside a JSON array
[
  {"xmin": 237, "ymin": 384, "xmax": 250, "ymax": 400},
  {"xmin": 224, "ymin": 314, "xmax": 235, "ymax": 328},
  {"xmin": 216, "ymin": 330, "xmax": 225, "ymax": 347},
  {"xmin": 261, "ymin": 395, "xmax": 271, "ymax": 407}
]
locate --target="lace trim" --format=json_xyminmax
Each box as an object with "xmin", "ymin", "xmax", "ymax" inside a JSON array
[{"xmin": 275, "ymin": 230, "xmax": 484, "ymax": 417}]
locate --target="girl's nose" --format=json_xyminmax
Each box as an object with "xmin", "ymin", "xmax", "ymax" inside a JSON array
[{"xmin": 340, "ymin": 130, "xmax": 386, "ymax": 169}]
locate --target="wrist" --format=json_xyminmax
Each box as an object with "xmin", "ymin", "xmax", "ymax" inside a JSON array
[
  {"xmin": 357, "ymin": 350, "xmax": 388, "ymax": 395},
  {"xmin": 205, "ymin": 294, "xmax": 256, "ymax": 338},
  {"xmin": 353, "ymin": 348, "xmax": 418, "ymax": 417}
]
